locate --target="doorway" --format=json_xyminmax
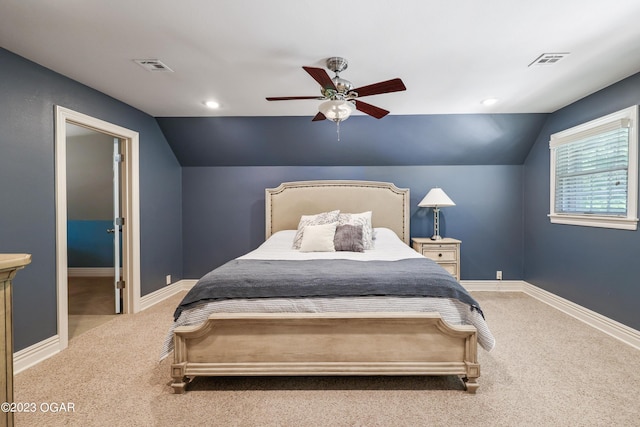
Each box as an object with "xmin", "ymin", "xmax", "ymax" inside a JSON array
[
  {"xmin": 55, "ymin": 106, "xmax": 141, "ymax": 351},
  {"xmin": 65, "ymin": 123, "xmax": 118, "ymax": 339}
]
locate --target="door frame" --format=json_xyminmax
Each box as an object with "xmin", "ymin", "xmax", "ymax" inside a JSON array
[{"xmin": 55, "ymin": 106, "xmax": 141, "ymax": 350}]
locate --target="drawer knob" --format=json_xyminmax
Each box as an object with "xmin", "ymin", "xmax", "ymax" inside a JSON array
[{"xmin": 438, "ymin": 253, "xmax": 443, "ymax": 257}]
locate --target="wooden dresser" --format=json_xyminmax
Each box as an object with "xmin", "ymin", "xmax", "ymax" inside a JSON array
[
  {"xmin": 411, "ymin": 237, "xmax": 461, "ymax": 280},
  {"xmin": 1, "ymin": 254, "xmax": 31, "ymax": 427}
]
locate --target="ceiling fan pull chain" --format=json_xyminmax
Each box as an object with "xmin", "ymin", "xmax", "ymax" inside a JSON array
[{"xmin": 336, "ymin": 120, "xmax": 341, "ymax": 141}]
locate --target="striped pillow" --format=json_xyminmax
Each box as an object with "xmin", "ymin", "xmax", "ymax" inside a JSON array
[{"xmin": 292, "ymin": 210, "xmax": 340, "ymax": 249}]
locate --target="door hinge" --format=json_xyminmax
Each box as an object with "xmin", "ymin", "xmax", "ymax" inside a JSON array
[
  {"xmin": 114, "ymin": 153, "xmax": 124, "ymax": 163},
  {"xmin": 116, "ymin": 280, "xmax": 125, "ymax": 289},
  {"xmin": 115, "ymin": 217, "xmax": 125, "ymax": 226}
]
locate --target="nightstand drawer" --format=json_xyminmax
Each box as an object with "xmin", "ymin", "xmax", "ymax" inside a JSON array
[
  {"xmin": 438, "ymin": 263, "xmax": 458, "ymax": 277},
  {"xmin": 421, "ymin": 248, "xmax": 457, "ymax": 262},
  {"xmin": 412, "ymin": 237, "xmax": 461, "ymax": 281}
]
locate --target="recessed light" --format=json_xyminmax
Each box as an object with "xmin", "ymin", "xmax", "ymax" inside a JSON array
[
  {"xmin": 481, "ymin": 98, "xmax": 498, "ymax": 106},
  {"xmin": 204, "ymin": 100, "xmax": 220, "ymax": 109}
]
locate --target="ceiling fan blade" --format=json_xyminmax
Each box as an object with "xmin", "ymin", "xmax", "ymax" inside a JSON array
[
  {"xmin": 303, "ymin": 66, "xmax": 337, "ymax": 91},
  {"xmin": 355, "ymin": 100, "xmax": 389, "ymax": 119},
  {"xmin": 312, "ymin": 112, "xmax": 326, "ymax": 121},
  {"xmin": 352, "ymin": 78, "xmax": 406, "ymax": 97},
  {"xmin": 266, "ymin": 96, "xmax": 324, "ymax": 101}
]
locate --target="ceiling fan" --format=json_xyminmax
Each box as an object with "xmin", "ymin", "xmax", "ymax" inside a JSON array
[{"xmin": 266, "ymin": 57, "xmax": 406, "ymax": 122}]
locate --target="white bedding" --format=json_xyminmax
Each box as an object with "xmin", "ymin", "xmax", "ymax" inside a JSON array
[
  {"xmin": 161, "ymin": 228, "xmax": 495, "ymax": 358},
  {"xmin": 239, "ymin": 228, "xmax": 424, "ymax": 261}
]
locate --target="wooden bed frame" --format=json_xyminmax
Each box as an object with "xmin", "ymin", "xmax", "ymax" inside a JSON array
[{"xmin": 171, "ymin": 180, "xmax": 480, "ymax": 393}]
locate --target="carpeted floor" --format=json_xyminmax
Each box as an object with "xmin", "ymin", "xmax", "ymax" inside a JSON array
[
  {"xmin": 68, "ymin": 276, "xmax": 117, "ymax": 340},
  {"xmin": 14, "ymin": 292, "xmax": 640, "ymax": 426}
]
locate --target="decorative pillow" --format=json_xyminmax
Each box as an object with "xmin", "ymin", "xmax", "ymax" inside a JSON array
[
  {"xmin": 292, "ymin": 210, "xmax": 340, "ymax": 249},
  {"xmin": 337, "ymin": 211, "xmax": 373, "ymax": 249},
  {"xmin": 333, "ymin": 224, "xmax": 364, "ymax": 252},
  {"xmin": 299, "ymin": 223, "xmax": 337, "ymax": 252}
]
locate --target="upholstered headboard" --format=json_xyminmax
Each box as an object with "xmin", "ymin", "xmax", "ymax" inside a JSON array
[{"xmin": 265, "ymin": 180, "xmax": 410, "ymax": 244}]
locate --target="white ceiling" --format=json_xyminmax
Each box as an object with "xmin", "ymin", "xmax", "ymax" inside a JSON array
[{"xmin": 2, "ymin": 0, "xmax": 640, "ymax": 118}]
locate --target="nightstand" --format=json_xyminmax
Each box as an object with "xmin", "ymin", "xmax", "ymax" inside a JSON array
[{"xmin": 411, "ymin": 237, "xmax": 461, "ymax": 280}]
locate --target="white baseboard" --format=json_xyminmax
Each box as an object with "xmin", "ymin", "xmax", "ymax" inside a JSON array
[
  {"xmin": 14, "ymin": 280, "xmax": 198, "ymax": 373},
  {"xmin": 462, "ymin": 279, "xmax": 640, "ymax": 351},
  {"xmin": 138, "ymin": 279, "xmax": 197, "ymax": 311},
  {"xmin": 520, "ymin": 282, "xmax": 640, "ymax": 351},
  {"xmin": 15, "ymin": 279, "xmax": 639, "ymax": 373},
  {"xmin": 461, "ymin": 280, "xmax": 524, "ymax": 292},
  {"xmin": 13, "ymin": 335, "xmax": 60, "ymax": 374}
]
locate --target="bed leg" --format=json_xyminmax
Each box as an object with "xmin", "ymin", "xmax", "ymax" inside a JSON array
[
  {"xmin": 171, "ymin": 363, "xmax": 189, "ymax": 394},
  {"xmin": 171, "ymin": 377, "xmax": 188, "ymax": 394},
  {"xmin": 462, "ymin": 376, "xmax": 479, "ymax": 394}
]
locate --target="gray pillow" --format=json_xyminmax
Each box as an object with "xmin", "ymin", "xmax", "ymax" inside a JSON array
[{"xmin": 333, "ymin": 224, "xmax": 364, "ymax": 252}]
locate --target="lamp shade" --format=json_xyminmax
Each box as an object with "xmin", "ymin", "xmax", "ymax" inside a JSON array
[
  {"xmin": 318, "ymin": 100, "xmax": 355, "ymax": 122},
  {"xmin": 418, "ymin": 187, "xmax": 456, "ymax": 208}
]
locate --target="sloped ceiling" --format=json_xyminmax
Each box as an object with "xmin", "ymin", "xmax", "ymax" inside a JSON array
[{"xmin": 156, "ymin": 113, "xmax": 548, "ymax": 166}]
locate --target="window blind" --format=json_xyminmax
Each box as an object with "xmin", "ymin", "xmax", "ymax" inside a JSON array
[{"xmin": 554, "ymin": 124, "xmax": 630, "ymax": 216}]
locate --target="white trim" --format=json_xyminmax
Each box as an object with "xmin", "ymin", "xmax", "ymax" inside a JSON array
[
  {"xmin": 462, "ymin": 280, "xmax": 640, "ymax": 351},
  {"xmin": 461, "ymin": 280, "xmax": 524, "ymax": 292},
  {"xmin": 548, "ymin": 105, "xmax": 639, "ymax": 230},
  {"xmin": 68, "ymin": 267, "xmax": 121, "ymax": 277},
  {"xmin": 13, "ymin": 336, "xmax": 60, "ymax": 374},
  {"xmin": 55, "ymin": 105, "xmax": 141, "ymax": 352},
  {"xmin": 16, "ymin": 279, "xmax": 638, "ymax": 373},
  {"xmin": 14, "ymin": 280, "xmax": 197, "ymax": 373},
  {"xmin": 521, "ymin": 282, "xmax": 640, "ymax": 351},
  {"xmin": 138, "ymin": 279, "xmax": 196, "ymax": 311},
  {"xmin": 548, "ymin": 213, "xmax": 639, "ymax": 230}
]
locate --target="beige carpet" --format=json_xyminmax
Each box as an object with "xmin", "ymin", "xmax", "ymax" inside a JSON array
[
  {"xmin": 14, "ymin": 292, "xmax": 640, "ymax": 426},
  {"xmin": 68, "ymin": 276, "xmax": 117, "ymax": 340}
]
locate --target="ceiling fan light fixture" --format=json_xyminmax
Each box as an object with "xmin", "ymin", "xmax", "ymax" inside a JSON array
[{"xmin": 318, "ymin": 100, "xmax": 355, "ymax": 122}]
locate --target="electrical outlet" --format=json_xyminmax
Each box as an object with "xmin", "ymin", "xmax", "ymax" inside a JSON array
[
  {"xmin": 166, "ymin": 275, "xmax": 172, "ymax": 285},
  {"xmin": 496, "ymin": 271, "xmax": 502, "ymax": 280}
]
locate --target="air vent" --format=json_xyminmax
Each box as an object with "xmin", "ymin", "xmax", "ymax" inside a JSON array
[
  {"xmin": 134, "ymin": 59, "xmax": 174, "ymax": 72},
  {"xmin": 528, "ymin": 53, "xmax": 570, "ymax": 67}
]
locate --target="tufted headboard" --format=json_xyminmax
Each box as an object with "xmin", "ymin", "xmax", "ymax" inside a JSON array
[{"xmin": 265, "ymin": 180, "xmax": 410, "ymax": 244}]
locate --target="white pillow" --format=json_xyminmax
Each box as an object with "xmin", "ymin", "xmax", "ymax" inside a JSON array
[
  {"xmin": 338, "ymin": 211, "xmax": 374, "ymax": 249},
  {"xmin": 299, "ymin": 223, "xmax": 337, "ymax": 252},
  {"xmin": 292, "ymin": 210, "xmax": 340, "ymax": 249}
]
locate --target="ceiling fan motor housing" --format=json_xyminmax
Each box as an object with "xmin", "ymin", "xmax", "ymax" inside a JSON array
[{"xmin": 322, "ymin": 57, "xmax": 354, "ymax": 99}]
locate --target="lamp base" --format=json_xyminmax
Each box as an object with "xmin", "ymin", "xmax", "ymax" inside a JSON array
[{"xmin": 431, "ymin": 207, "xmax": 443, "ymax": 241}]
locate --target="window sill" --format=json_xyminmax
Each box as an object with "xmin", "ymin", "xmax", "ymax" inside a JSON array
[{"xmin": 548, "ymin": 214, "xmax": 638, "ymax": 230}]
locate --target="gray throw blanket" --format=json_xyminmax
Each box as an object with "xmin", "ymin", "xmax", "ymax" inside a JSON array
[{"xmin": 174, "ymin": 258, "xmax": 483, "ymax": 320}]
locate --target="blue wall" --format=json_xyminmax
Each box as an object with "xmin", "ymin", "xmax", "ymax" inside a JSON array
[
  {"xmin": 182, "ymin": 166, "xmax": 524, "ymax": 281},
  {"xmin": 0, "ymin": 48, "xmax": 183, "ymax": 351},
  {"xmin": 67, "ymin": 220, "xmax": 118, "ymax": 268},
  {"xmin": 523, "ymin": 72, "xmax": 640, "ymax": 330}
]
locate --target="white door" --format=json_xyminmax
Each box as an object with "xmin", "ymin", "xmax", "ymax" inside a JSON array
[{"xmin": 112, "ymin": 137, "xmax": 123, "ymax": 314}]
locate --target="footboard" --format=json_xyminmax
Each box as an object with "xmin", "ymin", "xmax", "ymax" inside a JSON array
[{"xmin": 171, "ymin": 312, "xmax": 480, "ymax": 394}]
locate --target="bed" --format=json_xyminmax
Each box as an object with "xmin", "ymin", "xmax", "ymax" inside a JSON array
[{"xmin": 167, "ymin": 180, "xmax": 494, "ymax": 394}]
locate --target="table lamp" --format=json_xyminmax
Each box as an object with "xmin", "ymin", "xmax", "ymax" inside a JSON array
[{"xmin": 418, "ymin": 187, "xmax": 456, "ymax": 240}]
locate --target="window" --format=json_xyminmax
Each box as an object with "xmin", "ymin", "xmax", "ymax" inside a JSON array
[{"xmin": 549, "ymin": 105, "xmax": 639, "ymax": 230}]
